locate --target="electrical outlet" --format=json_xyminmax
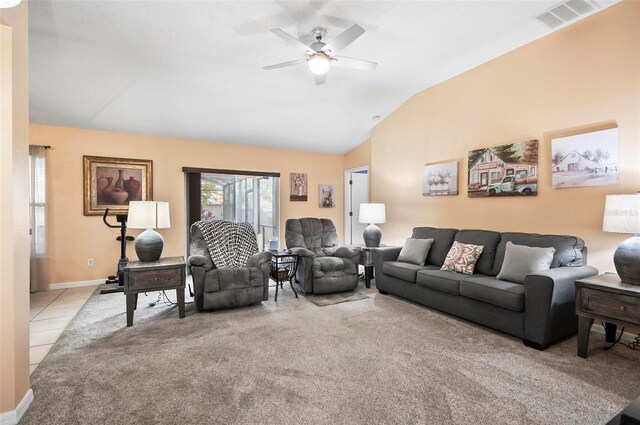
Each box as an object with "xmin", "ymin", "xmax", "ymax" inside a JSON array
[{"xmin": 87, "ymin": 259, "xmax": 94, "ymax": 267}]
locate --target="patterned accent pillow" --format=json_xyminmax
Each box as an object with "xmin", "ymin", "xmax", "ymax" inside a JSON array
[{"xmin": 441, "ymin": 241, "xmax": 484, "ymax": 275}]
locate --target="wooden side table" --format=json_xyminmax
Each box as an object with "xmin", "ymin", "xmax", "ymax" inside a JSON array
[
  {"xmin": 361, "ymin": 247, "xmax": 375, "ymax": 288},
  {"xmin": 123, "ymin": 256, "xmax": 186, "ymax": 327},
  {"xmin": 575, "ymin": 273, "xmax": 640, "ymax": 358}
]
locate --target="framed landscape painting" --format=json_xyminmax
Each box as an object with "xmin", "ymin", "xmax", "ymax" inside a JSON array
[
  {"xmin": 423, "ymin": 161, "xmax": 458, "ymax": 196},
  {"xmin": 551, "ymin": 128, "xmax": 619, "ymax": 189},
  {"xmin": 83, "ymin": 156, "xmax": 153, "ymax": 216},
  {"xmin": 467, "ymin": 140, "xmax": 538, "ymax": 198},
  {"xmin": 290, "ymin": 172, "xmax": 308, "ymax": 201},
  {"xmin": 319, "ymin": 184, "xmax": 336, "ymax": 207}
]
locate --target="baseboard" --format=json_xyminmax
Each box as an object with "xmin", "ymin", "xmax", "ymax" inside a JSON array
[
  {"xmin": 47, "ymin": 279, "xmax": 103, "ymax": 290},
  {"xmin": 0, "ymin": 388, "xmax": 34, "ymax": 425}
]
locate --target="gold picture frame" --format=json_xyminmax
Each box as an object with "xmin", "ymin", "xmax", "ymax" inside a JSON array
[{"xmin": 83, "ymin": 155, "xmax": 153, "ymax": 216}]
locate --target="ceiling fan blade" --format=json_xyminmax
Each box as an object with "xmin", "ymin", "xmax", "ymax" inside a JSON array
[
  {"xmin": 332, "ymin": 55, "xmax": 377, "ymax": 71},
  {"xmin": 314, "ymin": 74, "xmax": 326, "ymax": 85},
  {"xmin": 263, "ymin": 59, "xmax": 307, "ymax": 71},
  {"xmin": 321, "ymin": 24, "xmax": 365, "ymax": 55},
  {"xmin": 270, "ymin": 28, "xmax": 316, "ymax": 53}
]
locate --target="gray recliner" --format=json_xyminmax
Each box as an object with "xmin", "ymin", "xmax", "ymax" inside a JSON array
[
  {"xmin": 285, "ymin": 218, "xmax": 361, "ymax": 294},
  {"xmin": 187, "ymin": 223, "xmax": 272, "ymax": 311}
]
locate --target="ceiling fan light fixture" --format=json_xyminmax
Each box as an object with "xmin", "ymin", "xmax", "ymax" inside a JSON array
[{"xmin": 308, "ymin": 54, "xmax": 330, "ymax": 75}]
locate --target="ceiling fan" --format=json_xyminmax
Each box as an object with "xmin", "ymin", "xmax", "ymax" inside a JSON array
[{"xmin": 263, "ymin": 24, "xmax": 377, "ymax": 85}]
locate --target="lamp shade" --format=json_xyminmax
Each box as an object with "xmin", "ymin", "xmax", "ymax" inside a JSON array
[
  {"xmin": 127, "ymin": 201, "xmax": 170, "ymax": 229},
  {"xmin": 603, "ymin": 194, "xmax": 640, "ymax": 234},
  {"xmin": 359, "ymin": 203, "xmax": 386, "ymax": 224},
  {"xmin": 0, "ymin": 0, "xmax": 21, "ymax": 8}
]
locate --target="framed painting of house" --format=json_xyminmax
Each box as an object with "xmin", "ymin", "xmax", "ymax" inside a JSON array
[
  {"xmin": 83, "ymin": 156, "xmax": 153, "ymax": 216},
  {"xmin": 467, "ymin": 140, "xmax": 538, "ymax": 198},
  {"xmin": 551, "ymin": 128, "xmax": 619, "ymax": 189}
]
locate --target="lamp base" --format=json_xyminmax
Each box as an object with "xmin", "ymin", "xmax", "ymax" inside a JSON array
[
  {"xmin": 363, "ymin": 223, "xmax": 382, "ymax": 248},
  {"xmin": 135, "ymin": 229, "xmax": 164, "ymax": 262},
  {"xmin": 614, "ymin": 235, "xmax": 640, "ymax": 286}
]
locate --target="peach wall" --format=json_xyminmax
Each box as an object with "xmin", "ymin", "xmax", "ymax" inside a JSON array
[
  {"xmin": 344, "ymin": 138, "xmax": 371, "ymax": 170},
  {"xmin": 30, "ymin": 124, "xmax": 345, "ymax": 284},
  {"xmin": 0, "ymin": 0, "xmax": 30, "ymax": 415},
  {"xmin": 370, "ymin": 1, "xmax": 640, "ymax": 274}
]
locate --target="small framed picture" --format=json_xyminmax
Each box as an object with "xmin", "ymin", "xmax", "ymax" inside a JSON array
[
  {"xmin": 290, "ymin": 172, "xmax": 308, "ymax": 201},
  {"xmin": 83, "ymin": 155, "xmax": 153, "ymax": 216},
  {"xmin": 319, "ymin": 184, "xmax": 336, "ymax": 208},
  {"xmin": 423, "ymin": 160, "xmax": 459, "ymax": 196}
]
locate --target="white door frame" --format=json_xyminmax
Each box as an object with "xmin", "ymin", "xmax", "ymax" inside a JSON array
[{"xmin": 344, "ymin": 166, "xmax": 369, "ymax": 245}]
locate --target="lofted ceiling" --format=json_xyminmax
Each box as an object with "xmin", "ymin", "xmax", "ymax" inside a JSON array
[{"xmin": 29, "ymin": 0, "xmax": 619, "ymax": 155}]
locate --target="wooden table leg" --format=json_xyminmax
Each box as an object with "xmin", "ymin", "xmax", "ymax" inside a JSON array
[
  {"xmin": 365, "ymin": 265, "xmax": 373, "ymax": 288},
  {"xmin": 177, "ymin": 287, "xmax": 185, "ymax": 319},
  {"xmin": 604, "ymin": 322, "xmax": 618, "ymax": 344},
  {"xmin": 126, "ymin": 294, "xmax": 136, "ymax": 327},
  {"xmin": 578, "ymin": 316, "xmax": 594, "ymax": 358}
]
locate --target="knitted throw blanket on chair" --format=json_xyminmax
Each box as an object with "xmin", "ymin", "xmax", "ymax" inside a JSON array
[{"xmin": 194, "ymin": 220, "xmax": 259, "ymax": 268}]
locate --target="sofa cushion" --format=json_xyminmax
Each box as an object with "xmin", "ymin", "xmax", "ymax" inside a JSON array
[
  {"xmin": 497, "ymin": 242, "xmax": 555, "ymax": 284},
  {"xmin": 285, "ymin": 218, "xmax": 339, "ymax": 255},
  {"xmin": 411, "ymin": 227, "xmax": 458, "ymax": 267},
  {"xmin": 454, "ymin": 229, "xmax": 501, "ymax": 276},
  {"xmin": 493, "ymin": 232, "xmax": 585, "ymax": 275},
  {"xmin": 398, "ymin": 238, "xmax": 434, "ymax": 266},
  {"xmin": 459, "ymin": 275, "xmax": 525, "ymax": 312},
  {"xmin": 204, "ymin": 267, "xmax": 262, "ymax": 292},
  {"xmin": 416, "ymin": 270, "xmax": 461, "ymax": 295},
  {"xmin": 313, "ymin": 257, "xmax": 356, "ymax": 278},
  {"xmin": 441, "ymin": 241, "xmax": 484, "ymax": 275},
  {"xmin": 382, "ymin": 261, "xmax": 435, "ymax": 283}
]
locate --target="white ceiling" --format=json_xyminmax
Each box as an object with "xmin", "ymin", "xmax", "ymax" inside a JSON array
[{"xmin": 29, "ymin": 0, "xmax": 618, "ymax": 155}]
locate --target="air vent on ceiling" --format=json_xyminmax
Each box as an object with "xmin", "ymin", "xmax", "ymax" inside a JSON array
[{"xmin": 534, "ymin": 0, "xmax": 599, "ymax": 29}]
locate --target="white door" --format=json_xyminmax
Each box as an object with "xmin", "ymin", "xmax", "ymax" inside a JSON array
[{"xmin": 344, "ymin": 167, "xmax": 369, "ymax": 245}]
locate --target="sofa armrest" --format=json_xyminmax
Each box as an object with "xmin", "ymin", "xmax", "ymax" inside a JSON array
[
  {"xmin": 372, "ymin": 246, "xmax": 403, "ymax": 291},
  {"xmin": 289, "ymin": 247, "xmax": 316, "ymax": 258},
  {"xmin": 247, "ymin": 251, "xmax": 273, "ymax": 301},
  {"xmin": 372, "ymin": 246, "xmax": 402, "ymax": 262},
  {"xmin": 523, "ymin": 265, "xmax": 598, "ymax": 347},
  {"xmin": 333, "ymin": 246, "xmax": 362, "ymax": 265},
  {"xmin": 187, "ymin": 254, "xmax": 214, "ymax": 271},
  {"xmin": 246, "ymin": 251, "xmax": 273, "ymax": 268}
]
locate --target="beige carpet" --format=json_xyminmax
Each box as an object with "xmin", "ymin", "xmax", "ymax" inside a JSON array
[{"xmin": 22, "ymin": 283, "xmax": 639, "ymax": 425}]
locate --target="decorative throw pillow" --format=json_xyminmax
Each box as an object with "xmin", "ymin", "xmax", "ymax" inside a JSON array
[
  {"xmin": 497, "ymin": 241, "xmax": 556, "ymax": 284},
  {"xmin": 397, "ymin": 238, "xmax": 434, "ymax": 266},
  {"xmin": 440, "ymin": 241, "xmax": 484, "ymax": 275}
]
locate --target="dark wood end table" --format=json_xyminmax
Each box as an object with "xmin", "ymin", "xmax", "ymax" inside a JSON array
[
  {"xmin": 361, "ymin": 247, "xmax": 375, "ymax": 288},
  {"xmin": 123, "ymin": 256, "xmax": 186, "ymax": 327},
  {"xmin": 268, "ymin": 251, "xmax": 299, "ymax": 302},
  {"xmin": 575, "ymin": 273, "xmax": 640, "ymax": 358}
]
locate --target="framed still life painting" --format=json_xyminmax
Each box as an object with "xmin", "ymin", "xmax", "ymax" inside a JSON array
[
  {"xmin": 83, "ymin": 156, "xmax": 153, "ymax": 216},
  {"xmin": 319, "ymin": 184, "xmax": 336, "ymax": 208}
]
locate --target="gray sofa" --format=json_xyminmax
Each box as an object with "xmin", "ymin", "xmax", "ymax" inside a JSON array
[
  {"xmin": 373, "ymin": 227, "xmax": 599, "ymax": 349},
  {"xmin": 187, "ymin": 224, "xmax": 273, "ymax": 311},
  {"xmin": 285, "ymin": 218, "xmax": 362, "ymax": 294}
]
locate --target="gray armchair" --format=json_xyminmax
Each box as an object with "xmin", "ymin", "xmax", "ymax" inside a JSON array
[
  {"xmin": 285, "ymin": 218, "xmax": 361, "ymax": 294},
  {"xmin": 188, "ymin": 222, "xmax": 272, "ymax": 311}
]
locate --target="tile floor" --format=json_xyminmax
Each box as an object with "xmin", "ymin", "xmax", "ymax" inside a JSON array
[{"xmin": 29, "ymin": 286, "xmax": 97, "ymax": 374}]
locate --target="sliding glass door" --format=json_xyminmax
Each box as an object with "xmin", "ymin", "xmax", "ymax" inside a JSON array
[{"xmin": 185, "ymin": 169, "xmax": 279, "ymax": 250}]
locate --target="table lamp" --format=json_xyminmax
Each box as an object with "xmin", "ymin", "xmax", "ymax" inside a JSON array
[
  {"xmin": 359, "ymin": 203, "xmax": 386, "ymax": 247},
  {"xmin": 127, "ymin": 201, "xmax": 170, "ymax": 262},
  {"xmin": 602, "ymin": 194, "xmax": 640, "ymax": 285}
]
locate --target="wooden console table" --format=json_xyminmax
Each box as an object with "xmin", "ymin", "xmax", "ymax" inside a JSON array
[
  {"xmin": 575, "ymin": 273, "xmax": 640, "ymax": 358},
  {"xmin": 123, "ymin": 256, "xmax": 186, "ymax": 327}
]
